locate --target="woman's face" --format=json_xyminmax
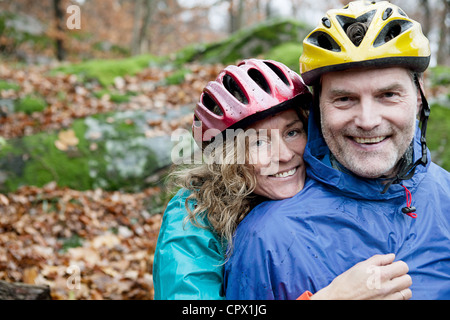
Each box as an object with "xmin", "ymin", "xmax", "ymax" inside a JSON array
[{"xmin": 247, "ymin": 109, "xmax": 307, "ymax": 200}]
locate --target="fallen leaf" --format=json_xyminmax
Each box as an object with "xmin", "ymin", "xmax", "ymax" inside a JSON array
[
  {"xmin": 0, "ymin": 194, "xmax": 9, "ymax": 206},
  {"xmin": 23, "ymin": 266, "xmax": 39, "ymax": 284},
  {"xmin": 55, "ymin": 129, "xmax": 79, "ymax": 151}
]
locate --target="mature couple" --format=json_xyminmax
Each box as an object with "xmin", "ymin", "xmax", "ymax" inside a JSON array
[{"xmin": 154, "ymin": 1, "xmax": 450, "ymax": 300}]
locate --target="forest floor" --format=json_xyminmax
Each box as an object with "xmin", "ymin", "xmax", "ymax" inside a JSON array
[{"xmin": 0, "ymin": 60, "xmax": 224, "ymax": 299}]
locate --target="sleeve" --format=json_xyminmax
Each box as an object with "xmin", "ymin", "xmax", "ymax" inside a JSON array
[{"xmin": 153, "ymin": 189, "xmax": 226, "ymax": 300}]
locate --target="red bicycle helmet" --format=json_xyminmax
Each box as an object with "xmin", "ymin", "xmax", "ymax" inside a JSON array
[{"xmin": 193, "ymin": 58, "xmax": 311, "ymax": 143}]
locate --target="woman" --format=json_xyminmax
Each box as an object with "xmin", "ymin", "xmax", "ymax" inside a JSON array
[{"xmin": 153, "ymin": 59, "xmax": 411, "ymax": 300}]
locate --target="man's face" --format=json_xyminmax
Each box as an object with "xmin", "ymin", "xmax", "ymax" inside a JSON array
[{"xmin": 319, "ymin": 67, "xmax": 421, "ymax": 179}]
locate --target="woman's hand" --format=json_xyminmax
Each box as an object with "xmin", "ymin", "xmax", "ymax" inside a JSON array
[{"xmin": 311, "ymin": 254, "xmax": 412, "ymax": 300}]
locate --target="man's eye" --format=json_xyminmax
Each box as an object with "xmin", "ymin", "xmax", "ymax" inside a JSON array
[{"xmin": 334, "ymin": 96, "xmax": 351, "ymax": 103}]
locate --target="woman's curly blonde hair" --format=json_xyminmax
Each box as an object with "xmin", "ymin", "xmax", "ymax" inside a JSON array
[{"xmin": 168, "ymin": 130, "xmax": 263, "ymax": 258}]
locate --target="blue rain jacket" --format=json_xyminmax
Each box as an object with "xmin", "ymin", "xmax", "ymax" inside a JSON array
[
  {"xmin": 153, "ymin": 188, "xmax": 226, "ymax": 300},
  {"xmin": 224, "ymin": 109, "xmax": 450, "ymax": 300}
]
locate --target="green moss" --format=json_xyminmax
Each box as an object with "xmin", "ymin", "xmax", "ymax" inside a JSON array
[
  {"xmin": 427, "ymin": 103, "xmax": 450, "ymax": 171},
  {"xmin": 0, "ymin": 138, "xmax": 26, "ymax": 192},
  {"xmin": 15, "ymin": 95, "xmax": 47, "ymax": 114},
  {"xmin": 164, "ymin": 68, "xmax": 192, "ymax": 85},
  {"xmin": 110, "ymin": 93, "xmax": 131, "ymax": 103},
  {"xmin": 0, "ymin": 137, "xmax": 11, "ymax": 154},
  {"xmin": 0, "ymin": 80, "xmax": 20, "ymax": 92},
  {"xmin": 93, "ymin": 90, "xmax": 135, "ymax": 103},
  {"xmin": 263, "ymin": 42, "xmax": 303, "ymax": 72},
  {"xmin": 52, "ymin": 54, "xmax": 164, "ymax": 87},
  {"xmin": 0, "ymin": 118, "xmax": 102, "ymax": 192},
  {"xmin": 172, "ymin": 43, "xmax": 209, "ymax": 65},
  {"xmin": 61, "ymin": 234, "xmax": 84, "ymax": 252},
  {"xmin": 429, "ymin": 65, "xmax": 450, "ymax": 87},
  {"xmin": 21, "ymin": 124, "xmax": 93, "ymax": 190}
]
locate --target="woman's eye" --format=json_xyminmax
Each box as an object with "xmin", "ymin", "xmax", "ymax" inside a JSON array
[
  {"xmin": 255, "ymin": 140, "xmax": 266, "ymax": 147},
  {"xmin": 287, "ymin": 130, "xmax": 298, "ymax": 137},
  {"xmin": 249, "ymin": 138, "xmax": 265, "ymax": 148}
]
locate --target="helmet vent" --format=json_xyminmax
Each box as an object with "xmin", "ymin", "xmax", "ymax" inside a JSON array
[
  {"xmin": 382, "ymin": 7, "xmax": 393, "ymax": 20},
  {"xmin": 263, "ymin": 61, "xmax": 290, "ymax": 86},
  {"xmin": 193, "ymin": 115, "xmax": 202, "ymax": 127},
  {"xmin": 307, "ymin": 31, "xmax": 341, "ymax": 52},
  {"xmin": 398, "ymin": 8, "xmax": 408, "ymax": 17},
  {"xmin": 373, "ymin": 20, "xmax": 413, "ymax": 47},
  {"xmin": 223, "ymin": 74, "xmax": 249, "ymax": 104},
  {"xmin": 202, "ymin": 92, "xmax": 223, "ymax": 116},
  {"xmin": 248, "ymin": 68, "xmax": 271, "ymax": 94},
  {"xmin": 336, "ymin": 10, "xmax": 375, "ymax": 46}
]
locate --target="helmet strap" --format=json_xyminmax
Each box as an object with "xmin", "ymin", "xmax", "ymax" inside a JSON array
[{"xmin": 381, "ymin": 74, "xmax": 430, "ymax": 194}]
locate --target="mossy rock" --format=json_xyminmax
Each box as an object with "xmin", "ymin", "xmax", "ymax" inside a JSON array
[
  {"xmin": 0, "ymin": 11, "xmax": 52, "ymax": 54},
  {"xmin": 263, "ymin": 41, "xmax": 303, "ymax": 72},
  {"xmin": 173, "ymin": 18, "xmax": 310, "ymax": 67},
  {"xmin": 0, "ymin": 106, "xmax": 194, "ymax": 193}
]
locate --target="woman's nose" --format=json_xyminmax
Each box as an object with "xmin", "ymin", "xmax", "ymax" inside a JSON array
[{"xmin": 273, "ymin": 138, "xmax": 295, "ymax": 163}]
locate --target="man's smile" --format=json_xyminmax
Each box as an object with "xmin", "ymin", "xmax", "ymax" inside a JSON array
[{"xmin": 352, "ymin": 136, "xmax": 388, "ymax": 144}]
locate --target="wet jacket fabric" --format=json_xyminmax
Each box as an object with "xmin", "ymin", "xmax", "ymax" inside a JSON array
[
  {"xmin": 224, "ymin": 110, "xmax": 450, "ymax": 300},
  {"xmin": 153, "ymin": 188, "xmax": 225, "ymax": 300}
]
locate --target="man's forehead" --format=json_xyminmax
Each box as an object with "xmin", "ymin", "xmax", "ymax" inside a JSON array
[{"xmin": 320, "ymin": 67, "xmax": 413, "ymax": 92}]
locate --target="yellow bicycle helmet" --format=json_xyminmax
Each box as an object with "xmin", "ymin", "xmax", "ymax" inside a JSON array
[{"xmin": 300, "ymin": 0, "xmax": 431, "ymax": 85}]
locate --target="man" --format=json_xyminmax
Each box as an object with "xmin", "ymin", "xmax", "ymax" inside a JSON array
[{"xmin": 224, "ymin": 1, "xmax": 450, "ymax": 300}]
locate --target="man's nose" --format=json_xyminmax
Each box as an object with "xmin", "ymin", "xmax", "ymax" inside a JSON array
[{"xmin": 354, "ymin": 98, "xmax": 382, "ymax": 130}]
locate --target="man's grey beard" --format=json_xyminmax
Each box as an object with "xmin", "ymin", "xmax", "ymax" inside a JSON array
[{"xmin": 328, "ymin": 140, "xmax": 415, "ymax": 181}]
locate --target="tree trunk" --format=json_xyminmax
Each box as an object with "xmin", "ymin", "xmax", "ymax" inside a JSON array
[
  {"xmin": 419, "ymin": 0, "xmax": 431, "ymax": 37},
  {"xmin": 131, "ymin": 0, "xmax": 154, "ymax": 55},
  {"xmin": 131, "ymin": 0, "xmax": 143, "ymax": 56},
  {"xmin": 265, "ymin": 0, "xmax": 272, "ymax": 20},
  {"xmin": 53, "ymin": 0, "xmax": 66, "ymax": 61},
  {"xmin": 0, "ymin": 281, "xmax": 52, "ymax": 300},
  {"xmin": 229, "ymin": 0, "xmax": 244, "ymax": 34},
  {"xmin": 437, "ymin": 0, "xmax": 450, "ymax": 65},
  {"xmin": 139, "ymin": 0, "xmax": 154, "ymax": 54}
]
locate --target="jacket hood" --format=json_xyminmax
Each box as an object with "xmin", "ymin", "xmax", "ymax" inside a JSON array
[{"xmin": 304, "ymin": 106, "xmax": 430, "ymax": 200}]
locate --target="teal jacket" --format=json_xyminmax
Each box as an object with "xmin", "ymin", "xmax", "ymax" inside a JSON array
[{"xmin": 153, "ymin": 188, "xmax": 226, "ymax": 300}]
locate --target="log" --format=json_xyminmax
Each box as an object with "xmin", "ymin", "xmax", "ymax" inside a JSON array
[{"xmin": 0, "ymin": 280, "xmax": 51, "ymax": 300}]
